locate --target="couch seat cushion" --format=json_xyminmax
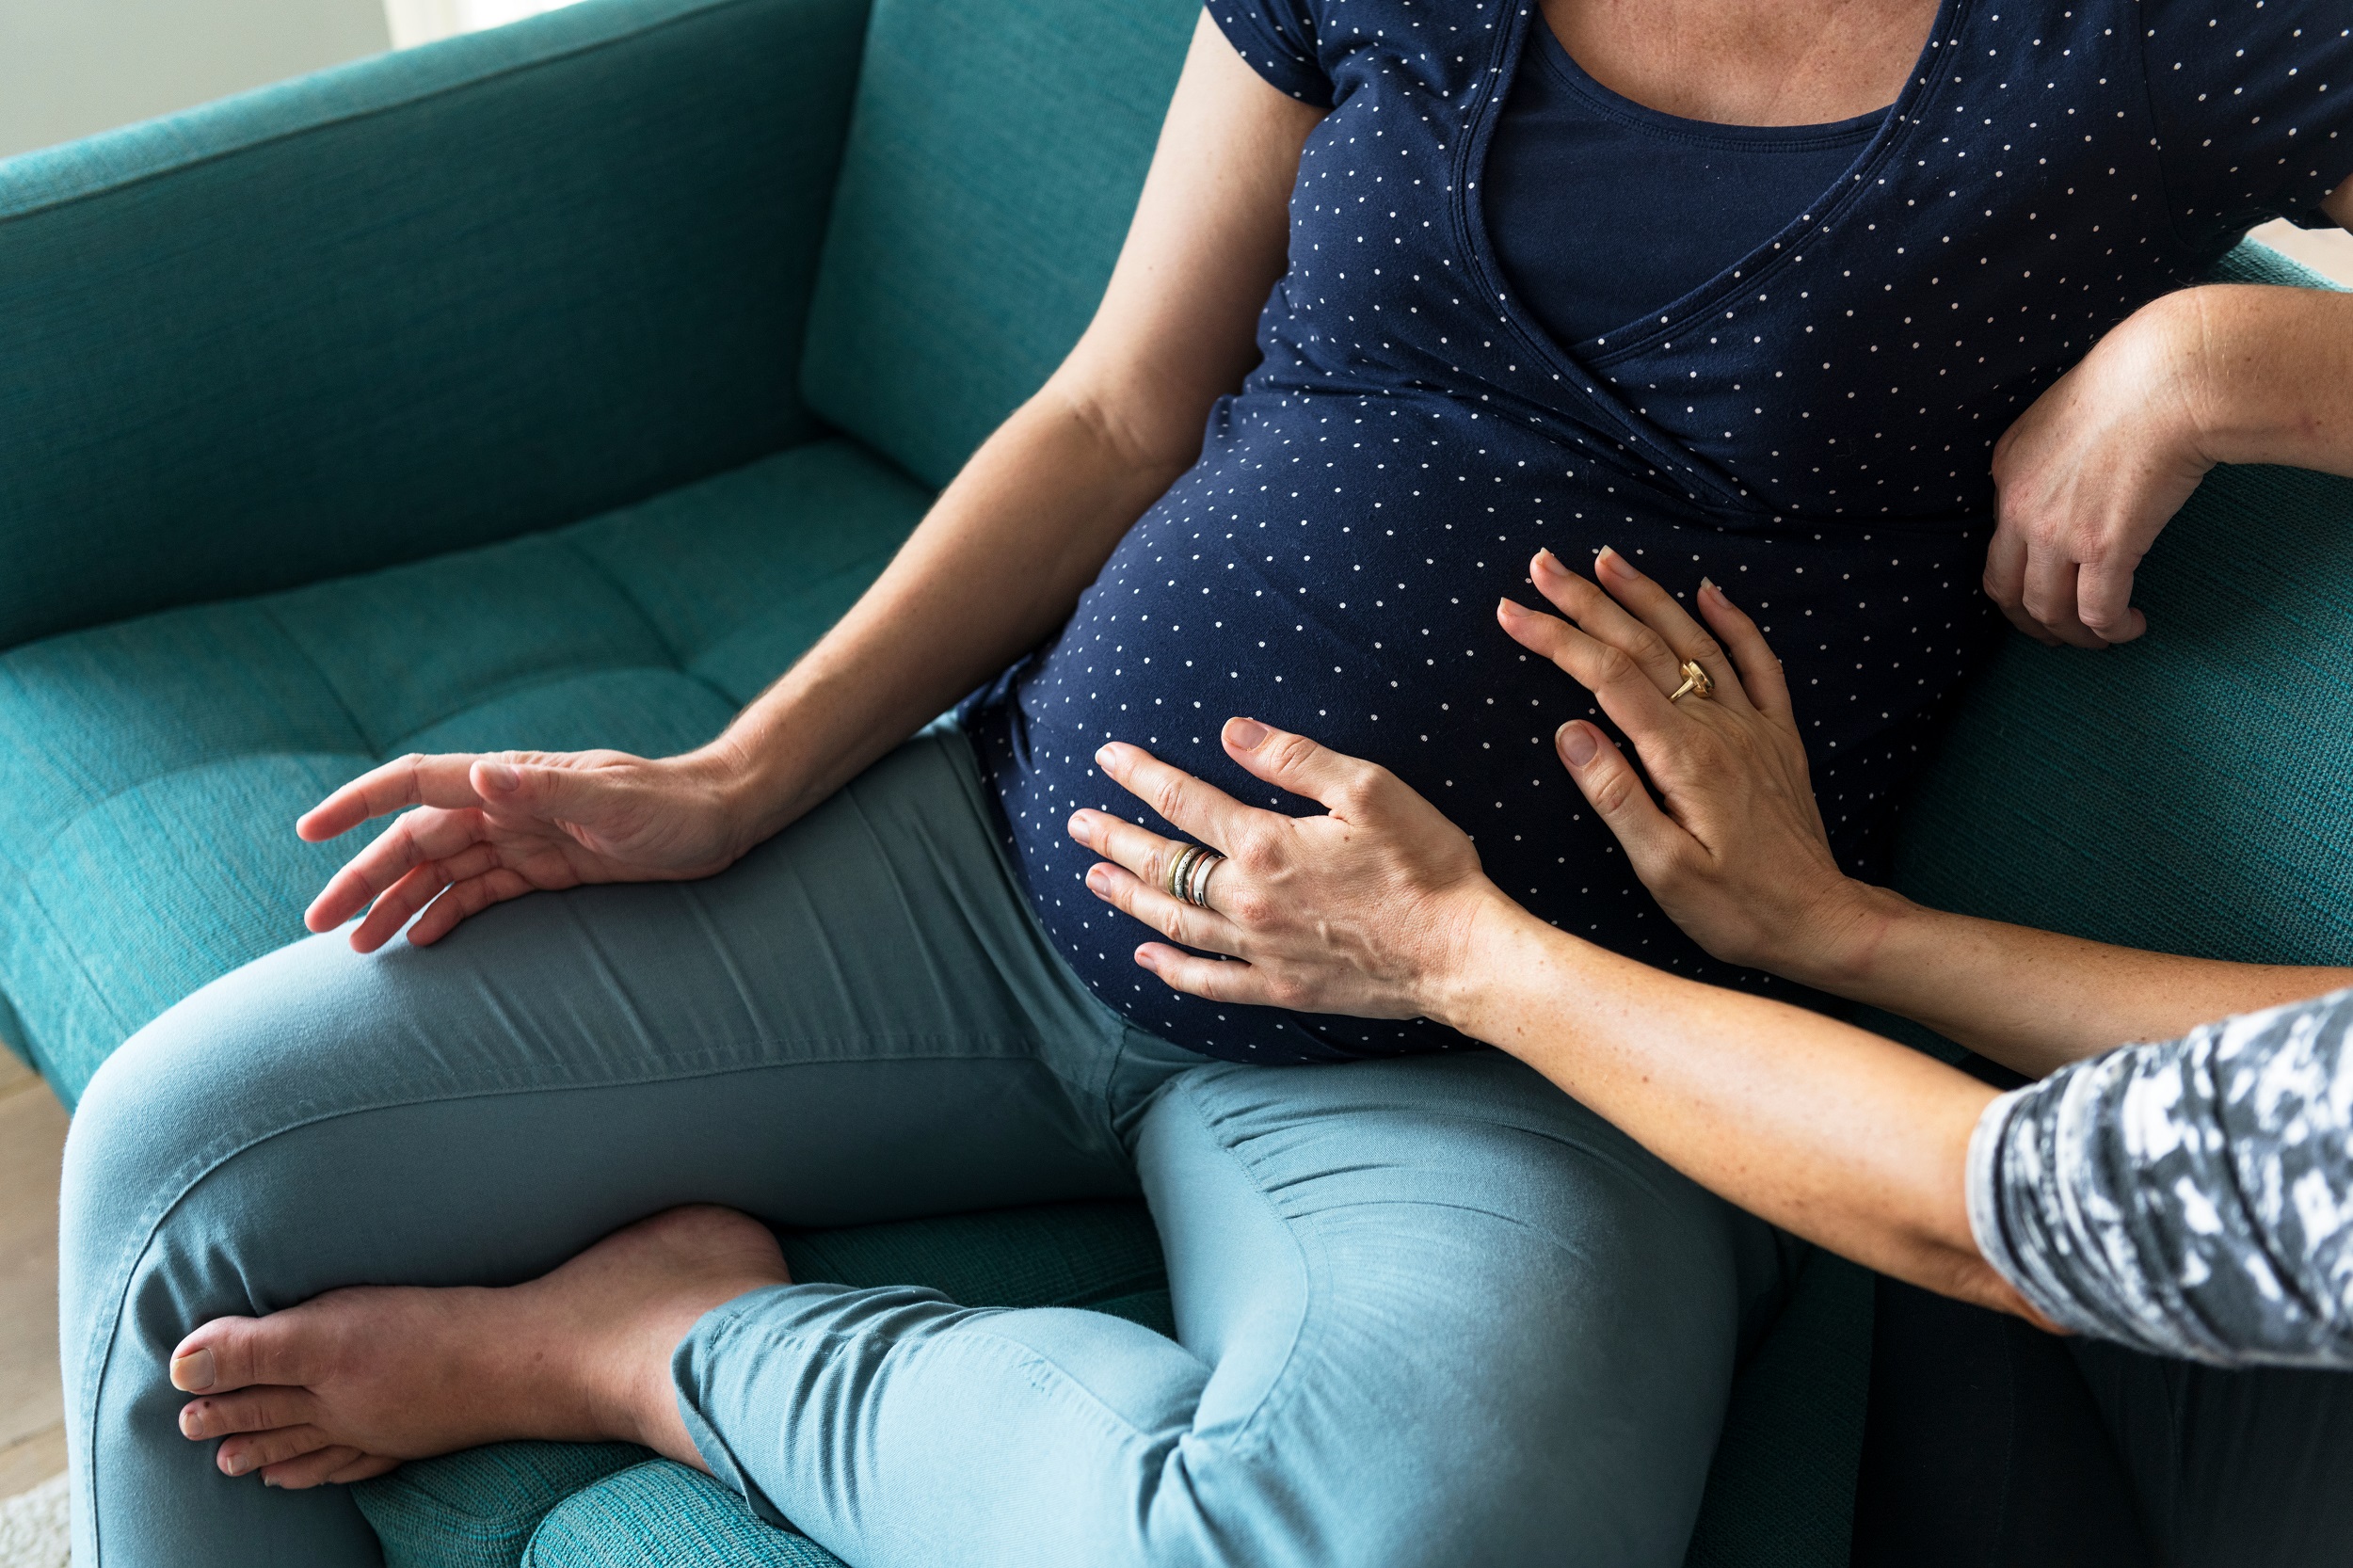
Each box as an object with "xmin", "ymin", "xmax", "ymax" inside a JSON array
[{"xmin": 0, "ymin": 437, "xmax": 927, "ymax": 1099}]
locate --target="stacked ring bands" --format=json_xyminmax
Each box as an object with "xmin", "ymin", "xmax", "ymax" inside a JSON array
[{"xmin": 1165, "ymin": 844, "xmax": 1225, "ymax": 909}]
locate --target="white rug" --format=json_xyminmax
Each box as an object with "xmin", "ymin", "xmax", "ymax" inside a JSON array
[{"xmin": 0, "ymin": 1475, "xmax": 68, "ymax": 1568}]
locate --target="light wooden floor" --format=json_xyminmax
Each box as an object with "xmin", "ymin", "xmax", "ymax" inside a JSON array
[{"xmin": 0, "ymin": 1048, "xmax": 67, "ymax": 1497}]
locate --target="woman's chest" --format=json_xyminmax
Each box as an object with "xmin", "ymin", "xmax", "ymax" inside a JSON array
[{"xmin": 1266, "ymin": 0, "xmax": 2209, "ymax": 523}]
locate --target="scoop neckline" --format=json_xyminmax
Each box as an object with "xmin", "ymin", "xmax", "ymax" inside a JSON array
[{"xmin": 1531, "ymin": 20, "xmax": 1889, "ymax": 150}]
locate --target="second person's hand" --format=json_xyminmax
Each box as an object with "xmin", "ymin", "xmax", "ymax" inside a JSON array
[
  {"xmin": 1498, "ymin": 546, "xmax": 1895, "ymax": 989},
  {"xmin": 296, "ymin": 747, "xmax": 753, "ymax": 952}
]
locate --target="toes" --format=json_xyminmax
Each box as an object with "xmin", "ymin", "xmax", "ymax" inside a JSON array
[
  {"xmin": 172, "ymin": 1311, "xmax": 314, "ymax": 1394},
  {"xmin": 326, "ymin": 1452, "xmax": 403, "ymax": 1486},
  {"xmin": 257, "ymin": 1445, "xmax": 366, "ymax": 1491},
  {"xmin": 180, "ymin": 1387, "xmax": 314, "ymax": 1440},
  {"xmin": 215, "ymin": 1423, "xmax": 336, "ymax": 1480}
]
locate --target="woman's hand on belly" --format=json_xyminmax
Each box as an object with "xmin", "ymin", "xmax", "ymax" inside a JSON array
[
  {"xmin": 1065, "ymin": 724, "xmax": 1519, "ymax": 1025},
  {"xmin": 1493, "ymin": 547, "xmax": 1892, "ymax": 987},
  {"xmin": 296, "ymin": 748, "xmax": 752, "ymax": 952}
]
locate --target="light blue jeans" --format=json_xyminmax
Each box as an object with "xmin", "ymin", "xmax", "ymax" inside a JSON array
[{"xmin": 59, "ymin": 727, "xmax": 1784, "ymax": 1568}]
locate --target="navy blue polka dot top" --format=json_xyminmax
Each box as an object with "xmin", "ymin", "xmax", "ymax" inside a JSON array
[{"xmin": 966, "ymin": 0, "xmax": 2353, "ymax": 1064}]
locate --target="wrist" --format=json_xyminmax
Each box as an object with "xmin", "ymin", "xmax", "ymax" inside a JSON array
[
  {"xmin": 680, "ymin": 728, "xmax": 803, "ymax": 860},
  {"xmin": 1416, "ymin": 883, "xmax": 1558, "ymax": 1036},
  {"xmin": 1776, "ymin": 879, "xmax": 1919, "ymax": 999}
]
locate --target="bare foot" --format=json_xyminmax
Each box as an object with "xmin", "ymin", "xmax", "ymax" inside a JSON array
[{"xmin": 169, "ymin": 1205, "xmax": 790, "ymax": 1489}]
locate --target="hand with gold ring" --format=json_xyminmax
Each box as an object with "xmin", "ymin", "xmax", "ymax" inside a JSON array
[
  {"xmin": 1064, "ymin": 718, "xmax": 1509, "ymax": 1021},
  {"xmin": 1492, "ymin": 546, "xmax": 1880, "ymax": 985}
]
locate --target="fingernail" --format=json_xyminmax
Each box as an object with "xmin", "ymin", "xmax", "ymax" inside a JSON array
[
  {"xmin": 172, "ymin": 1350, "xmax": 216, "ymax": 1392},
  {"xmin": 1086, "ymin": 863, "xmax": 1112, "ymax": 893},
  {"xmin": 1531, "ymin": 548, "xmax": 1561, "ymax": 573},
  {"xmin": 478, "ymin": 760, "xmax": 519, "ymax": 792},
  {"xmin": 1095, "ymin": 744, "xmax": 1116, "ymax": 768},
  {"xmin": 1226, "ymin": 717, "xmax": 1270, "ymax": 749},
  {"xmin": 1699, "ymin": 576, "xmax": 1717, "ymax": 594},
  {"xmin": 1596, "ymin": 544, "xmax": 1619, "ymax": 565},
  {"xmin": 179, "ymin": 1404, "xmax": 203, "ymax": 1438},
  {"xmin": 1558, "ymin": 723, "xmax": 1599, "ymax": 766},
  {"xmin": 224, "ymin": 1453, "xmax": 248, "ymax": 1477}
]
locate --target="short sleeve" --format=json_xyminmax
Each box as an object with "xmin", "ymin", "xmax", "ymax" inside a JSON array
[
  {"xmin": 2141, "ymin": 1, "xmax": 2353, "ymax": 238},
  {"xmin": 1206, "ymin": 0, "xmax": 1333, "ymax": 107}
]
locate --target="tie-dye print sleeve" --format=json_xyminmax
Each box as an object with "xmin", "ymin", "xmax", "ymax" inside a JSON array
[{"xmin": 1966, "ymin": 988, "xmax": 2353, "ymax": 1367}]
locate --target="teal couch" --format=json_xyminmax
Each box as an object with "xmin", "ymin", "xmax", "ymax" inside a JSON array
[{"xmin": 3, "ymin": 0, "xmax": 2345, "ymax": 1560}]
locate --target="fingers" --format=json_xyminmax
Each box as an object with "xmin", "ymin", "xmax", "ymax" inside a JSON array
[
  {"xmin": 2020, "ymin": 551, "xmax": 2110, "ymax": 649},
  {"xmin": 297, "ymin": 754, "xmax": 486, "ymax": 843},
  {"xmin": 406, "ymin": 867, "xmax": 537, "ymax": 947},
  {"xmin": 1217, "ymin": 716, "xmax": 1395, "ymax": 815},
  {"xmin": 1522, "ymin": 550, "xmax": 1689, "ymax": 694},
  {"xmin": 1133, "ymin": 943, "xmax": 1275, "ymax": 1005},
  {"xmin": 1693, "ymin": 581, "xmax": 1794, "ymax": 721},
  {"xmin": 1094, "ymin": 741, "xmax": 1268, "ymax": 849},
  {"xmin": 345, "ymin": 843, "xmax": 504, "ymax": 952},
  {"xmin": 1496, "ymin": 597, "xmax": 1684, "ymax": 744},
  {"xmin": 305, "ymin": 807, "xmax": 488, "ymax": 936},
  {"xmin": 1553, "ymin": 722, "xmax": 1700, "ymax": 882},
  {"xmin": 1080, "ymin": 858, "xmax": 1245, "ymax": 956},
  {"xmin": 2073, "ymin": 555, "xmax": 2149, "ymax": 644},
  {"xmin": 1586, "ymin": 546, "xmax": 1751, "ymax": 705}
]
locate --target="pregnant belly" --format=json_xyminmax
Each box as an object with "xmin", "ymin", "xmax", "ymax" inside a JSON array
[{"xmin": 970, "ymin": 395, "xmax": 1998, "ymax": 1064}]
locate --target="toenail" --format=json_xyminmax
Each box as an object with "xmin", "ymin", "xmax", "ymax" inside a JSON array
[{"xmin": 171, "ymin": 1350, "xmax": 216, "ymax": 1392}]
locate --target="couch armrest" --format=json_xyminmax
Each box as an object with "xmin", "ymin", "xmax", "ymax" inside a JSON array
[{"xmin": 0, "ymin": 0, "xmax": 866, "ymax": 651}]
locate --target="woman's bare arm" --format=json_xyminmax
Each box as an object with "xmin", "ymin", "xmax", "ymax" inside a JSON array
[
  {"xmin": 1063, "ymin": 719, "xmax": 2025, "ymax": 1314},
  {"xmin": 1500, "ymin": 548, "xmax": 2353, "ymax": 1077},
  {"xmin": 296, "ymin": 17, "xmax": 1322, "ymax": 949}
]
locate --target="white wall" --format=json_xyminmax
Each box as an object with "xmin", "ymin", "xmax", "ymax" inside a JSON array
[{"xmin": 0, "ymin": 0, "xmax": 392, "ymax": 160}]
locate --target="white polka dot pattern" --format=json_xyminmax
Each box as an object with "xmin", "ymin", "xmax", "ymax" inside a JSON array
[{"xmin": 964, "ymin": 0, "xmax": 2353, "ymax": 1064}]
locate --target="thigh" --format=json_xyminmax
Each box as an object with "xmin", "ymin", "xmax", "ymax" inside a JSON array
[
  {"xmin": 1135, "ymin": 1048, "xmax": 1785, "ymax": 1568},
  {"xmin": 62, "ymin": 729, "xmax": 1132, "ymax": 1568},
  {"xmin": 2071, "ymin": 1338, "xmax": 2353, "ymax": 1568}
]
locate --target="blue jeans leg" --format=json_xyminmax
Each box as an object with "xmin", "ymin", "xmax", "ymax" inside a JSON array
[
  {"xmin": 59, "ymin": 730, "xmax": 1135, "ymax": 1568},
  {"xmin": 677, "ymin": 1048, "xmax": 1785, "ymax": 1568}
]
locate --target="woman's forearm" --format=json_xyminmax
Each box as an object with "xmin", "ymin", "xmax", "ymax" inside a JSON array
[
  {"xmin": 1791, "ymin": 888, "xmax": 2353, "ymax": 1079},
  {"xmin": 2177, "ymin": 280, "xmax": 2353, "ymax": 476},
  {"xmin": 701, "ymin": 391, "xmax": 1188, "ymax": 846},
  {"xmin": 1433, "ymin": 895, "xmax": 2028, "ymax": 1314}
]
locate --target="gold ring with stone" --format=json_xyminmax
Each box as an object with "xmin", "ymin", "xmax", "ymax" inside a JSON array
[{"xmin": 1668, "ymin": 660, "xmax": 1715, "ymax": 703}]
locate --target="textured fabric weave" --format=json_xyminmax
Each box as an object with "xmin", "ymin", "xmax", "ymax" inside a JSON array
[
  {"xmin": 798, "ymin": 0, "xmax": 1196, "ymax": 487},
  {"xmin": 0, "ymin": 0, "xmax": 865, "ymax": 650},
  {"xmin": 0, "ymin": 439, "xmax": 927, "ymax": 1100},
  {"xmin": 1885, "ymin": 245, "xmax": 2353, "ymax": 974},
  {"xmin": 524, "ymin": 1462, "xmax": 839, "ymax": 1566}
]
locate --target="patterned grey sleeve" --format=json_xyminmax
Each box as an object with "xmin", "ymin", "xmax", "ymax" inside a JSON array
[{"xmin": 1965, "ymin": 987, "xmax": 2353, "ymax": 1367}]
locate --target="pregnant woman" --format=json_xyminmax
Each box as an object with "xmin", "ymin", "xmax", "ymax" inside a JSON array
[
  {"xmin": 59, "ymin": 0, "xmax": 2353, "ymax": 1564},
  {"xmin": 1064, "ymin": 544, "xmax": 2353, "ymax": 1565}
]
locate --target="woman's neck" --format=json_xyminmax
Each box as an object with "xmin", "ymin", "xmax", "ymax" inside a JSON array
[{"xmin": 1541, "ymin": 0, "xmax": 1940, "ymax": 126}]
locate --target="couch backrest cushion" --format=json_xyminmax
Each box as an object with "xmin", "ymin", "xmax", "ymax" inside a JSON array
[
  {"xmin": 0, "ymin": 0, "xmax": 864, "ymax": 651},
  {"xmin": 1887, "ymin": 243, "xmax": 2353, "ymax": 1019},
  {"xmin": 799, "ymin": 0, "xmax": 1196, "ymax": 488}
]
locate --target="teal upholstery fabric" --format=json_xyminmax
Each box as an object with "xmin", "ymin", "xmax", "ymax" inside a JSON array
[
  {"xmin": 358, "ymin": 1442, "xmax": 651, "ymax": 1568},
  {"xmin": 524, "ymin": 1463, "xmax": 840, "ymax": 1567},
  {"xmin": 0, "ymin": 439, "xmax": 926, "ymax": 1099},
  {"xmin": 0, "ymin": 0, "xmax": 866, "ymax": 651},
  {"xmin": 799, "ymin": 0, "xmax": 1196, "ymax": 486},
  {"xmin": 1684, "ymin": 1254, "xmax": 1875, "ymax": 1568},
  {"xmin": 1874, "ymin": 242, "xmax": 2353, "ymax": 1060}
]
